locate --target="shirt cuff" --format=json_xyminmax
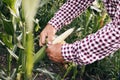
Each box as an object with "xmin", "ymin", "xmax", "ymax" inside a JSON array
[
  {"xmin": 61, "ymin": 43, "xmax": 76, "ymax": 63},
  {"xmin": 48, "ymin": 18, "xmax": 64, "ymax": 31}
]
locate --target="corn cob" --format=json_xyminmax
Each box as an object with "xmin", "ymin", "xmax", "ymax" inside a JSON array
[
  {"xmin": 34, "ymin": 28, "xmax": 74, "ymax": 64},
  {"xmin": 52, "ymin": 28, "xmax": 75, "ymax": 44}
]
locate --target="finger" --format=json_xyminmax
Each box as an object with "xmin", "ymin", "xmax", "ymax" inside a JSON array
[
  {"xmin": 39, "ymin": 37, "xmax": 42, "ymax": 46},
  {"xmin": 47, "ymin": 52, "xmax": 63, "ymax": 63},
  {"xmin": 40, "ymin": 32, "xmax": 47, "ymax": 46},
  {"xmin": 48, "ymin": 56, "xmax": 58, "ymax": 62},
  {"xmin": 47, "ymin": 33, "xmax": 55, "ymax": 44},
  {"xmin": 47, "ymin": 53, "xmax": 60, "ymax": 62}
]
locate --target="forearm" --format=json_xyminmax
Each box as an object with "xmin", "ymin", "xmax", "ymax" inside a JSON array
[
  {"xmin": 48, "ymin": 0, "xmax": 95, "ymax": 31},
  {"xmin": 62, "ymin": 18, "xmax": 120, "ymax": 65}
]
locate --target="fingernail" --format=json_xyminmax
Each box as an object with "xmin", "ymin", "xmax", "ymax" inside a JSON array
[{"xmin": 48, "ymin": 41, "xmax": 52, "ymax": 44}]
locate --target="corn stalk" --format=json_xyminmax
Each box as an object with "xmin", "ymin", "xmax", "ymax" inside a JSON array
[{"xmin": 22, "ymin": 0, "xmax": 40, "ymax": 79}]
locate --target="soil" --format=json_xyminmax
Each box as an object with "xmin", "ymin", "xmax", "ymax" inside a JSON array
[{"xmin": 0, "ymin": 44, "xmax": 7, "ymax": 69}]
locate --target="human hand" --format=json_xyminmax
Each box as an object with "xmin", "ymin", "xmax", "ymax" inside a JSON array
[
  {"xmin": 39, "ymin": 24, "xmax": 56, "ymax": 46},
  {"xmin": 46, "ymin": 43, "xmax": 64, "ymax": 63}
]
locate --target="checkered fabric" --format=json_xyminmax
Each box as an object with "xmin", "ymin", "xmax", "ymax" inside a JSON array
[{"xmin": 48, "ymin": 0, "xmax": 120, "ymax": 65}]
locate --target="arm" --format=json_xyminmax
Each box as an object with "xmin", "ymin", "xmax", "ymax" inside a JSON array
[
  {"xmin": 48, "ymin": 0, "xmax": 95, "ymax": 31},
  {"xmin": 62, "ymin": 5, "xmax": 120, "ymax": 65},
  {"xmin": 40, "ymin": 0, "xmax": 95, "ymax": 46},
  {"xmin": 45, "ymin": 1, "xmax": 120, "ymax": 65},
  {"xmin": 61, "ymin": 1, "xmax": 120, "ymax": 65}
]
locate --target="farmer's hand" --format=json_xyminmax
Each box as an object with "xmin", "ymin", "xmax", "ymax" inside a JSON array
[
  {"xmin": 39, "ymin": 24, "xmax": 56, "ymax": 46},
  {"xmin": 46, "ymin": 43, "xmax": 64, "ymax": 63}
]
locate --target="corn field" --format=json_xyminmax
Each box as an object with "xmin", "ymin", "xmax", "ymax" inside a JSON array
[{"xmin": 0, "ymin": 0, "xmax": 120, "ymax": 80}]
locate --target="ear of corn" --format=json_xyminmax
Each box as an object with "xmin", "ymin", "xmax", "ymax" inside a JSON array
[
  {"xmin": 34, "ymin": 28, "xmax": 74, "ymax": 64},
  {"xmin": 34, "ymin": 46, "xmax": 47, "ymax": 64},
  {"xmin": 52, "ymin": 28, "xmax": 74, "ymax": 44}
]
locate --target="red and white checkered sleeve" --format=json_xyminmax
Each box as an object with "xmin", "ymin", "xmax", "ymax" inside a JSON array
[
  {"xmin": 61, "ymin": 4, "xmax": 120, "ymax": 65},
  {"xmin": 48, "ymin": 0, "xmax": 95, "ymax": 31}
]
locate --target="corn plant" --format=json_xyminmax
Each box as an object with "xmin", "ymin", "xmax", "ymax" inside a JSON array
[
  {"xmin": 0, "ymin": 0, "xmax": 40, "ymax": 79},
  {"xmin": 0, "ymin": 0, "xmax": 75, "ymax": 79}
]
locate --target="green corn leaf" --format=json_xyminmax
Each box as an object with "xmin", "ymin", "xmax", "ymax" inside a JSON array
[
  {"xmin": 35, "ymin": 68, "xmax": 58, "ymax": 80},
  {"xmin": 16, "ymin": 33, "xmax": 24, "ymax": 49},
  {"xmin": 3, "ymin": 0, "xmax": 21, "ymax": 17},
  {"xmin": 0, "ymin": 33, "xmax": 13, "ymax": 49},
  {"xmin": 3, "ymin": 0, "xmax": 16, "ymax": 8},
  {"xmin": 3, "ymin": 0, "xmax": 16, "ymax": 16},
  {"xmin": 0, "ymin": 40, "xmax": 18, "ymax": 60},
  {"xmin": 63, "ymin": 63, "xmax": 74, "ymax": 79},
  {"xmin": 3, "ymin": 19, "xmax": 14, "ymax": 36}
]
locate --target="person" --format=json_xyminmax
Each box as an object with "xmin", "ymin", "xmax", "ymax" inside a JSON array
[{"xmin": 39, "ymin": 0, "xmax": 120, "ymax": 65}]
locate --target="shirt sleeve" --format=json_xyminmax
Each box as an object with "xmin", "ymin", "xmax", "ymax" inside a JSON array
[
  {"xmin": 103, "ymin": 0, "xmax": 118, "ymax": 20},
  {"xmin": 61, "ymin": 4, "xmax": 120, "ymax": 65},
  {"xmin": 48, "ymin": 0, "xmax": 95, "ymax": 31}
]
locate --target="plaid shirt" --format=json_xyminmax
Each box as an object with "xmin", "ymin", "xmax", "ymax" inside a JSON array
[{"xmin": 48, "ymin": 0, "xmax": 120, "ymax": 65}]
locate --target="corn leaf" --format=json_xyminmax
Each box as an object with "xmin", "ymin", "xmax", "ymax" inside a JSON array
[
  {"xmin": 3, "ymin": 19, "xmax": 14, "ymax": 36},
  {"xmin": 35, "ymin": 68, "xmax": 58, "ymax": 80},
  {"xmin": 3, "ymin": 0, "xmax": 21, "ymax": 17},
  {"xmin": 0, "ymin": 40, "xmax": 18, "ymax": 60}
]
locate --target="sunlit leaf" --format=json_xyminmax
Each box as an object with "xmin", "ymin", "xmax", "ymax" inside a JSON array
[
  {"xmin": 17, "ymin": 42, "xmax": 24, "ymax": 49},
  {"xmin": 34, "ymin": 19, "xmax": 40, "ymax": 32},
  {"xmin": 90, "ymin": 6, "xmax": 101, "ymax": 13},
  {"xmin": 3, "ymin": 0, "xmax": 21, "ymax": 17},
  {"xmin": 7, "ymin": 47, "xmax": 19, "ymax": 60},
  {"xmin": 11, "ymin": 69, "xmax": 17, "ymax": 79},
  {"xmin": 93, "ymin": 0, "xmax": 100, "ymax": 8},
  {"xmin": 16, "ymin": 33, "xmax": 24, "ymax": 49},
  {"xmin": 0, "ymin": 33, "xmax": 13, "ymax": 48}
]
